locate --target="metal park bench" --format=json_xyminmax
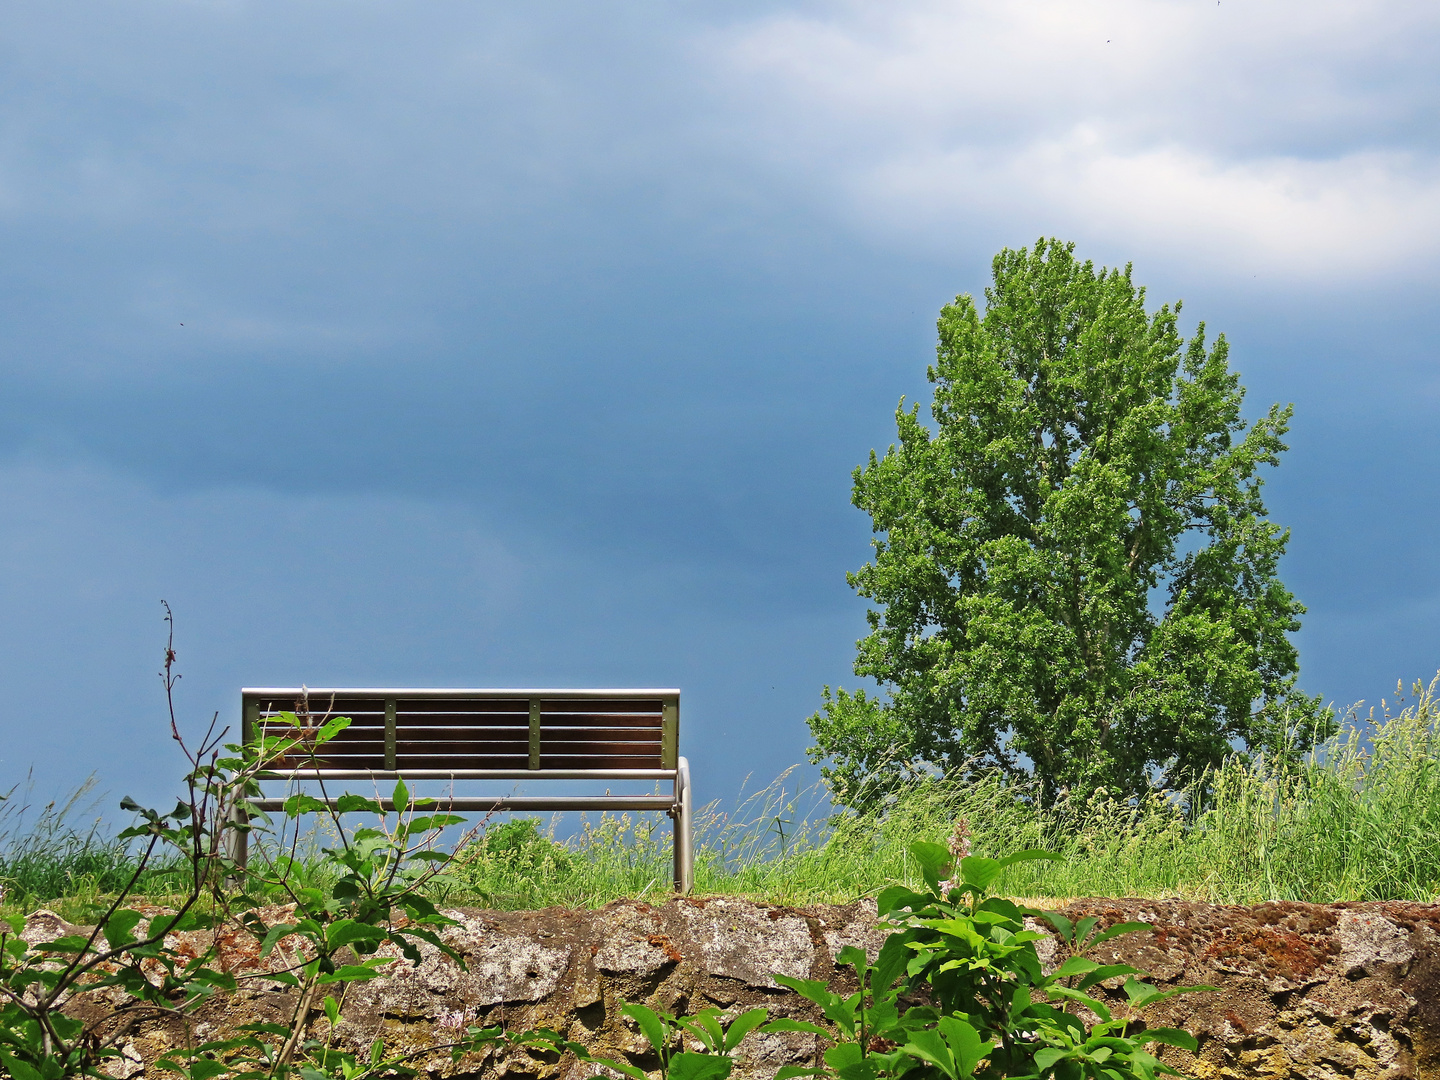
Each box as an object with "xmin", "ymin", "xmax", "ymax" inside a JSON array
[{"xmin": 236, "ymin": 687, "xmax": 693, "ymax": 892}]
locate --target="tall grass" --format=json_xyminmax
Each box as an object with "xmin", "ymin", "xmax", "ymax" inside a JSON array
[
  {"xmin": 0, "ymin": 773, "xmax": 191, "ymax": 917},
  {"xmin": 439, "ymin": 678, "xmax": 1440, "ymax": 908},
  {"xmin": 6, "ymin": 678, "xmax": 1440, "ymax": 915}
]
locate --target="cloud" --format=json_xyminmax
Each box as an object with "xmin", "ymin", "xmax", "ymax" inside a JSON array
[
  {"xmin": 710, "ymin": 0, "xmax": 1440, "ymax": 277},
  {"xmin": 855, "ymin": 136, "xmax": 1440, "ymax": 276}
]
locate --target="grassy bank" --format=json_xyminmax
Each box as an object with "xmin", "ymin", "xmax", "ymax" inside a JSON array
[
  {"xmin": 415, "ymin": 676, "xmax": 1440, "ymax": 909},
  {"xmin": 6, "ymin": 679, "xmax": 1440, "ymax": 918}
]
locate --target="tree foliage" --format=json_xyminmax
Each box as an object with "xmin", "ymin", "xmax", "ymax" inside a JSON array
[{"xmin": 809, "ymin": 239, "xmax": 1331, "ymax": 808}]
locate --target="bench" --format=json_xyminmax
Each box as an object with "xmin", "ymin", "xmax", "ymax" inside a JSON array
[{"xmin": 235, "ymin": 687, "xmax": 693, "ymax": 892}]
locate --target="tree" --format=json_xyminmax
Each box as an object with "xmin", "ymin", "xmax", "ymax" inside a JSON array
[{"xmin": 809, "ymin": 238, "xmax": 1331, "ymax": 809}]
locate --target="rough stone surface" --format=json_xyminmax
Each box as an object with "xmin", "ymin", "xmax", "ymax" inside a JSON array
[{"xmin": 27, "ymin": 896, "xmax": 1440, "ymax": 1079}]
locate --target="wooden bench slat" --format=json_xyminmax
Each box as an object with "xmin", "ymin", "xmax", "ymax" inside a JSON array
[
  {"xmin": 391, "ymin": 739, "xmax": 531, "ymax": 756},
  {"xmin": 394, "ymin": 720, "xmax": 529, "ymax": 731},
  {"xmin": 394, "ymin": 715, "xmax": 529, "ymax": 725},
  {"xmin": 394, "ymin": 698, "xmax": 531, "ymax": 713},
  {"xmin": 541, "ymin": 739, "xmax": 661, "ymax": 754},
  {"xmin": 544, "ymin": 739, "xmax": 665, "ymax": 752},
  {"xmin": 534, "ymin": 716, "xmax": 662, "ymax": 730},
  {"xmin": 540, "ymin": 699, "xmax": 664, "ymax": 713},
  {"xmin": 539, "ymin": 754, "xmax": 664, "ymax": 769},
  {"xmin": 396, "ymin": 755, "xmax": 532, "ymax": 768},
  {"xmin": 264, "ymin": 718, "xmax": 533, "ymax": 732}
]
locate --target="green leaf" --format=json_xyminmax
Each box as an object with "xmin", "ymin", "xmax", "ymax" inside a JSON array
[
  {"xmin": 678, "ymin": 1010, "xmax": 725, "ymax": 1053},
  {"xmin": 723, "ymin": 1008, "xmax": 770, "ymax": 1052},
  {"xmin": 406, "ymin": 814, "xmax": 465, "ymax": 832},
  {"xmin": 1122, "ymin": 979, "xmax": 1219, "ymax": 1009},
  {"xmin": 822, "ymin": 1043, "xmax": 866, "ymax": 1073},
  {"xmin": 909, "ymin": 841, "xmax": 953, "ymax": 893},
  {"xmin": 621, "ymin": 1002, "xmax": 669, "ymax": 1058},
  {"xmin": 1034, "ymin": 1047, "xmax": 1069, "ymax": 1072},
  {"xmin": 958, "ymin": 856, "xmax": 1002, "ymax": 892},
  {"xmin": 189, "ymin": 1058, "xmax": 229, "ymax": 1080},
  {"xmin": 876, "ymin": 885, "xmax": 931, "ymax": 918},
  {"xmin": 1051, "ymin": 957, "xmax": 1099, "ymax": 980},
  {"xmin": 774, "ymin": 1069, "xmax": 826, "ymax": 1080},
  {"xmin": 283, "ymin": 793, "xmax": 329, "ymax": 817},
  {"xmin": 1140, "ymin": 1028, "xmax": 1199, "ymax": 1052},
  {"xmin": 1047, "ymin": 985, "xmax": 1113, "ymax": 1023},
  {"xmin": 325, "ymin": 920, "xmax": 388, "ymax": 952},
  {"xmin": 318, "ymin": 964, "xmax": 392, "ymax": 983},
  {"xmin": 572, "ymin": 1052, "xmax": 649, "ymax": 1080},
  {"xmin": 937, "ymin": 1016, "xmax": 990, "ymax": 1078},
  {"xmin": 258, "ymin": 923, "xmax": 299, "ymax": 958},
  {"xmin": 1076, "ymin": 964, "xmax": 1140, "ymax": 990},
  {"xmin": 36, "ymin": 933, "xmax": 92, "ymax": 954},
  {"xmin": 903, "ymin": 1028, "xmax": 957, "ymax": 1080},
  {"xmin": 668, "ymin": 1052, "xmax": 733, "ymax": 1080},
  {"xmin": 393, "ymin": 777, "xmax": 410, "ymax": 813},
  {"xmin": 1122, "ymin": 977, "xmax": 1163, "ymax": 1008},
  {"xmin": 864, "ymin": 999, "xmax": 900, "ymax": 1036},
  {"xmin": 836, "ymin": 944, "xmax": 867, "ymax": 968},
  {"xmin": 772, "ymin": 974, "xmax": 843, "ymax": 1010},
  {"xmin": 923, "ymin": 918, "xmax": 988, "ymax": 951},
  {"xmin": 873, "ymin": 933, "xmax": 913, "ymax": 993},
  {"xmin": 334, "ymin": 794, "xmax": 381, "ymax": 814},
  {"xmin": 0, "ymin": 1051, "xmax": 44, "ymax": 1080},
  {"xmin": 315, "ymin": 716, "xmax": 352, "ymax": 745},
  {"xmin": 1036, "ymin": 915, "xmax": 1071, "ymax": 944},
  {"xmin": 102, "ymin": 909, "xmax": 146, "ymax": 950},
  {"xmin": 187, "ymin": 967, "xmax": 238, "ymax": 993}
]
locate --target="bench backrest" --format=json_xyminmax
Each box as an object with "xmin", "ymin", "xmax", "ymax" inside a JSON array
[{"xmin": 241, "ymin": 688, "xmax": 680, "ymax": 773}]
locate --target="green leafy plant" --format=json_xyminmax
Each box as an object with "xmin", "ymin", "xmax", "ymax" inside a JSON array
[
  {"xmin": 0, "ymin": 607, "xmax": 505, "ymax": 1080},
  {"xmin": 159, "ymin": 759, "xmax": 479, "ymax": 1080},
  {"xmin": 766, "ymin": 831, "xmax": 1212, "ymax": 1080},
  {"xmin": 556, "ymin": 999, "xmax": 769, "ymax": 1080},
  {"xmin": 0, "ymin": 607, "xmax": 254, "ymax": 1080}
]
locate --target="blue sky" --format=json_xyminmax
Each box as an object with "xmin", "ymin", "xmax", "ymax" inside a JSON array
[{"xmin": 1, "ymin": 0, "xmax": 1438, "ymax": 819}]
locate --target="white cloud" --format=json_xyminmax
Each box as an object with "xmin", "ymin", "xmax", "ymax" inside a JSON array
[
  {"xmin": 853, "ymin": 134, "xmax": 1440, "ymax": 276},
  {"xmin": 708, "ymin": 0, "xmax": 1440, "ymax": 278}
]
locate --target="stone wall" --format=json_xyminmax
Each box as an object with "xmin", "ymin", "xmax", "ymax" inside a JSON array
[{"xmin": 27, "ymin": 895, "xmax": 1440, "ymax": 1080}]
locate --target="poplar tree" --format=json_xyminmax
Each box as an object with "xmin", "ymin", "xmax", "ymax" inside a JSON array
[{"xmin": 810, "ymin": 239, "xmax": 1330, "ymax": 807}]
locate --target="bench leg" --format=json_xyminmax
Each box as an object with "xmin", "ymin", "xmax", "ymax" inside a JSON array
[
  {"xmin": 673, "ymin": 756, "xmax": 694, "ymax": 894},
  {"xmin": 225, "ymin": 796, "xmax": 250, "ymax": 885}
]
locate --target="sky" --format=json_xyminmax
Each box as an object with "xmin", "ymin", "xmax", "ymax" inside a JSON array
[{"xmin": 1, "ymin": 0, "xmax": 1438, "ymax": 825}]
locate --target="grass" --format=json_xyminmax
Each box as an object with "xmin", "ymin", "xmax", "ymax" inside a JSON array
[
  {"xmin": 0, "ymin": 773, "xmax": 191, "ymax": 922},
  {"xmin": 437, "ymin": 677, "xmax": 1440, "ymax": 908},
  {"xmin": 6, "ymin": 677, "xmax": 1440, "ymax": 919}
]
